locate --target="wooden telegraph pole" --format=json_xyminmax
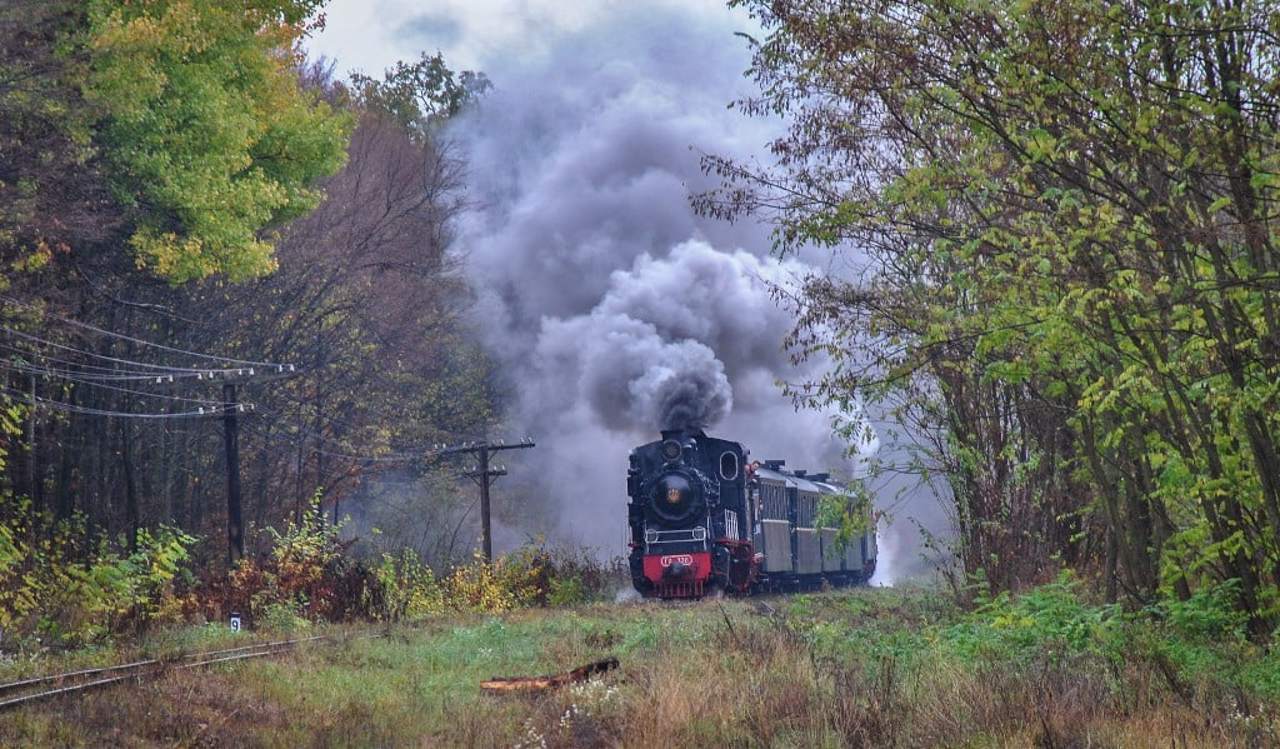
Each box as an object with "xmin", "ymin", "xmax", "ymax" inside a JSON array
[
  {"xmin": 445, "ymin": 438, "xmax": 536, "ymax": 561},
  {"xmin": 223, "ymin": 382, "xmax": 244, "ymax": 565}
]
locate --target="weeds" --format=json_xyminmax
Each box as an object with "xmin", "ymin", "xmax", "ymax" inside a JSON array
[
  {"xmin": 1, "ymin": 495, "xmax": 625, "ymax": 650},
  {"xmin": 2, "ymin": 587, "xmax": 1278, "ymax": 747},
  {"xmin": 3, "ymin": 498, "xmax": 1275, "ymax": 746}
]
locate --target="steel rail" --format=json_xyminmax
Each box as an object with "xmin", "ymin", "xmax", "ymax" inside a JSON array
[{"xmin": 0, "ymin": 635, "xmax": 329, "ymax": 711}]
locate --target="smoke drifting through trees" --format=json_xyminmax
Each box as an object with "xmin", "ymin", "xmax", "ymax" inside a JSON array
[{"xmin": 448, "ymin": 8, "xmax": 884, "ymax": 558}]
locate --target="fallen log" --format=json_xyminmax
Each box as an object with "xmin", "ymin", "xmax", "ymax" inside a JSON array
[{"xmin": 480, "ymin": 657, "xmax": 619, "ymax": 694}]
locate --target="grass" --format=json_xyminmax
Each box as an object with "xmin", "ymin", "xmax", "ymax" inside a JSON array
[{"xmin": 3, "ymin": 585, "xmax": 1278, "ymax": 747}]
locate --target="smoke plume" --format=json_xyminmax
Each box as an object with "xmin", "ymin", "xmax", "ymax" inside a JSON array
[
  {"xmin": 425, "ymin": 2, "xmax": 949, "ymax": 572},
  {"xmin": 651, "ymin": 365, "xmax": 730, "ymax": 432}
]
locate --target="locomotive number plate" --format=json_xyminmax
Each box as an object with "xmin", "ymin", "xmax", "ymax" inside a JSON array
[{"xmin": 660, "ymin": 554, "xmax": 694, "ymax": 567}]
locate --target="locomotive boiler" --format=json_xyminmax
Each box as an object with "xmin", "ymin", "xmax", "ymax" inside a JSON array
[{"xmin": 627, "ymin": 427, "xmax": 877, "ymax": 599}]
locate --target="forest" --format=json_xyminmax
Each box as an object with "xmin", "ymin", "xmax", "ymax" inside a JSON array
[
  {"xmin": 1, "ymin": 1, "xmax": 1279, "ymax": 745},
  {"xmin": 0, "ymin": 0, "xmax": 517, "ymax": 638},
  {"xmin": 701, "ymin": 0, "xmax": 1280, "ymax": 636},
  {"xmin": 1, "ymin": 0, "xmax": 1278, "ymax": 655}
]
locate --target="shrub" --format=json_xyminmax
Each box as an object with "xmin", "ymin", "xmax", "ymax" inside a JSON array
[
  {"xmin": 0, "ymin": 495, "xmax": 195, "ymax": 649},
  {"xmin": 373, "ymin": 548, "xmax": 446, "ymax": 621},
  {"xmin": 549, "ymin": 575, "xmax": 587, "ymax": 607},
  {"xmin": 1158, "ymin": 580, "xmax": 1250, "ymax": 642},
  {"xmin": 258, "ymin": 600, "xmax": 311, "ymax": 633},
  {"xmin": 363, "ymin": 543, "xmax": 624, "ymax": 620},
  {"xmin": 197, "ymin": 499, "xmax": 381, "ymax": 626},
  {"xmin": 445, "ymin": 544, "xmax": 625, "ymax": 611},
  {"xmin": 943, "ymin": 571, "xmax": 1122, "ymax": 665},
  {"xmin": 1, "ymin": 493, "xmax": 630, "ymax": 647}
]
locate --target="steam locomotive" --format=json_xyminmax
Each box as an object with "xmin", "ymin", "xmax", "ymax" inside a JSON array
[{"xmin": 627, "ymin": 427, "xmax": 877, "ymax": 598}]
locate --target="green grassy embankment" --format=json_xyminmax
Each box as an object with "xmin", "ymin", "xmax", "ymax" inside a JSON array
[{"xmin": 3, "ymin": 583, "xmax": 1278, "ymax": 747}]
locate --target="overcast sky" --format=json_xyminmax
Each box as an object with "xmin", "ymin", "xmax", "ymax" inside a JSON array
[{"xmin": 307, "ymin": 0, "xmax": 755, "ymax": 78}]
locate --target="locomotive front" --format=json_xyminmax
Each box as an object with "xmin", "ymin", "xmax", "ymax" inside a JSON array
[{"xmin": 627, "ymin": 428, "xmax": 753, "ymax": 598}]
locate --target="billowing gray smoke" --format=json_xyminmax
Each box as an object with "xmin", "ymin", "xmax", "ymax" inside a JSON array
[
  {"xmin": 534, "ymin": 305, "xmax": 732, "ymax": 435},
  {"xmin": 526, "ymin": 240, "xmax": 804, "ymax": 440},
  {"xmin": 435, "ymin": 3, "xmax": 948, "ymax": 577},
  {"xmin": 652, "ymin": 365, "xmax": 729, "ymax": 432}
]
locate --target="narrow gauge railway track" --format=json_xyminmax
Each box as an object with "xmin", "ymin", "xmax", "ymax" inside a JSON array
[{"xmin": 0, "ymin": 635, "xmax": 328, "ymax": 711}]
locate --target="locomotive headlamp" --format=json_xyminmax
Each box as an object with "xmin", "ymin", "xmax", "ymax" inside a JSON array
[
  {"xmin": 661, "ymin": 439, "xmax": 682, "ymax": 462},
  {"xmin": 659, "ymin": 474, "xmax": 692, "ymax": 504},
  {"xmin": 652, "ymin": 473, "xmax": 696, "ymax": 521}
]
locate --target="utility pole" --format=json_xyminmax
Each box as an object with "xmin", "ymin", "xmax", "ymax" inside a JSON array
[
  {"xmin": 440, "ymin": 438, "xmax": 535, "ymax": 561},
  {"xmin": 470, "ymin": 444, "xmax": 501, "ymax": 562},
  {"xmin": 223, "ymin": 382, "xmax": 244, "ymax": 566},
  {"xmin": 27, "ymin": 373, "xmax": 36, "ymax": 509}
]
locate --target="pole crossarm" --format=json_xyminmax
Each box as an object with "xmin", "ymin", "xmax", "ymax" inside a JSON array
[
  {"xmin": 424, "ymin": 437, "xmax": 536, "ymax": 461},
  {"xmin": 461, "ymin": 467, "xmax": 508, "ymax": 483}
]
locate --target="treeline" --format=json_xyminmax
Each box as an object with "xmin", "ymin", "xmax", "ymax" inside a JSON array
[
  {"xmin": 704, "ymin": 0, "xmax": 1280, "ymax": 631},
  {"xmin": 0, "ymin": 2, "xmax": 498, "ymax": 567}
]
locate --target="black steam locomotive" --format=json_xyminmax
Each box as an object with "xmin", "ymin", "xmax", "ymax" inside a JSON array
[{"xmin": 627, "ymin": 428, "xmax": 877, "ymax": 598}]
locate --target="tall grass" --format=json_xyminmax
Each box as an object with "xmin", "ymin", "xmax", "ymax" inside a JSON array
[{"xmin": 3, "ymin": 583, "xmax": 1276, "ymax": 747}]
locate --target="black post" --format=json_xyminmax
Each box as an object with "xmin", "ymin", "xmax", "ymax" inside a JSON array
[
  {"xmin": 223, "ymin": 382, "xmax": 244, "ymax": 566},
  {"xmin": 26, "ymin": 374, "xmax": 37, "ymax": 509},
  {"xmin": 120, "ymin": 420, "xmax": 139, "ymax": 551},
  {"xmin": 479, "ymin": 444, "xmax": 492, "ymax": 561}
]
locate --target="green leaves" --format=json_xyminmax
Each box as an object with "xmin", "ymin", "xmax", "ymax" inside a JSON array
[
  {"xmin": 816, "ymin": 480, "xmax": 876, "ymax": 547},
  {"xmin": 717, "ymin": 0, "xmax": 1280, "ymax": 618},
  {"xmin": 83, "ymin": 0, "xmax": 352, "ymax": 282},
  {"xmin": 0, "ymin": 494, "xmax": 197, "ymax": 647},
  {"xmin": 350, "ymin": 52, "xmax": 490, "ymax": 142}
]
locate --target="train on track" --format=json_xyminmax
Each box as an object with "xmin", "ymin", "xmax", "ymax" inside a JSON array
[{"xmin": 627, "ymin": 427, "xmax": 876, "ymax": 599}]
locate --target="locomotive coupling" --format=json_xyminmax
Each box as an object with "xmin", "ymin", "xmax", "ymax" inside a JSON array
[{"xmin": 664, "ymin": 560, "xmax": 693, "ymax": 578}]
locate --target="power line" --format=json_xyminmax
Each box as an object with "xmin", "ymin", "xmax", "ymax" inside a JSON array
[
  {"xmin": 0, "ymin": 341, "xmax": 201, "ymax": 380},
  {"xmin": 2, "ymin": 326, "xmax": 247, "ymax": 375},
  {"xmin": 0, "ymin": 359, "xmax": 201, "ymax": 383},
  {"xmin": 0, "ymin": 387, "xmax": 226, "ymax": 419},
  {"xmin": 241, "ymin": 413, "xmax": 536, "ymax": 466},
  {"xmin": 265, "ymin": 390, "xmax": 410, "ymax": 437},
  {"xmin": 241, "ymin": 421, "xmax": 420, "ymax": 464},
  {"xmin": 9, "ymin": 370, "xmax": 234, "ymax": 407},
  {"xmin": 0, "ymin": 296, "xmax": 296, "ymax": 371},
  {"xmin": 1, "ymin": 345, "xmax": 296, "ymax": 385},
  {"xmin": 249, "ymin": 400, "xmax": 463, "ymax": 458}
]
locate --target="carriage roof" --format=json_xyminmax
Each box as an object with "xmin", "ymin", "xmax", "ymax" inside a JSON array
[{"xmin": 754, "ymin": 467, "xmax": 832, "ymax": 495}]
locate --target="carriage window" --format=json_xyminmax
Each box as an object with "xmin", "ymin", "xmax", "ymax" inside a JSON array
[
  {"xmin": 796, "ymin": 493, "xmax": 817, "ymax": 527},
  {"xmin": 719, "ymin": 451, "xmax": 739, "ymax": 481},
  {"xmin": 760, "ymin": 483, "xmax": 788, "ymax": 520}
]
